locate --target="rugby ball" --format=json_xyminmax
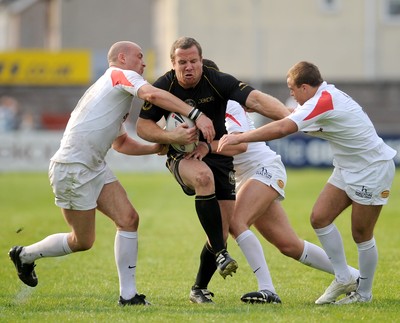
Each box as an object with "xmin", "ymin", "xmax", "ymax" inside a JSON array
[{"xmin": 165, "ymin": 113, "xmax": 198, "ymax": 153}]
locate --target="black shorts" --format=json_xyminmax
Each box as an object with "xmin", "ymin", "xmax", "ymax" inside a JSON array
[{"xmin": 166, "ymin": 152, "xmax": 236, "ymax": 200}]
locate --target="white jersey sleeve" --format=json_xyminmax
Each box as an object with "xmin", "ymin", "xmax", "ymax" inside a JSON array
[
  {"xmin": 288, "ymin": 82, "xmax": 397, "ymax": 171},
  {"xmin": 51, "ymin": 67, "xmax": 148, "ymax": 170}
]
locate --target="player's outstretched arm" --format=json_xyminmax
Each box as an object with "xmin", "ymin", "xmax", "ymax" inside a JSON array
[
  {"xmin": 112, "ymin": 132, "xmax": 164, "ymax": 155},
  {"xmin": 245, "ymin": 90, "xmax": 291, "ymax": 120},
  {"xmin": 137, "ymin": 84, "xmax": 215, "ymax": 143},
  {"xmin": 136, "ymin": 117, "xmax": 199, "ymax": 146},
  {"xmin": 217, "ymin": 118, "xmax": 298, "ymax": 152}
]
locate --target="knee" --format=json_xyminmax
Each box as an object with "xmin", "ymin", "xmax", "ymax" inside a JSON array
[
  {"xmin": 228, "ymin": 221, "xmax": 247, "ymax": 240},
  {"xmin": 310, "ymin": 210, "xmax": 326, "ymax": 229},
  {"xmin": 193, "ymin": 169, "xmax": 214, "ymax": 189},
  {"xmin": 75, "ymin": 241, "xmax": 94, "ymax": 252},
  {"xmin": 351, "ymin": 227, "xmax": 370, "ymax": 243},
  {"xmin": 70, "ymin": 235, "xmax": 95, "ymax": 252},
  {"xmin": 116, "ymin": 210, "xmax": 139, "ymax": 231}
]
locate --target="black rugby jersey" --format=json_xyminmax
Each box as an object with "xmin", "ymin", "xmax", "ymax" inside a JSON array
[{"xmin": 139, "ymin": 65, "xmax": 254, "ymax": 143}]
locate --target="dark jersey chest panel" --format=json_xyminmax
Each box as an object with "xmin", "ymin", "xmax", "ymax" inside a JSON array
[{"xmin": 139, "ymin": 67, "xmax": 254, "ymax": 141}]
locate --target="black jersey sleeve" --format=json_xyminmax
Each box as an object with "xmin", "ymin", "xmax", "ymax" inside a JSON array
[{"xmin": 204, "ymin": 67, "xmax": 254, "ymax": 105}]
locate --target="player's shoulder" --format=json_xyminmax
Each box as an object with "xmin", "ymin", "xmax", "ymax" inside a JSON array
[
  {"xmin": 203, "ymin": 65, "xmax": 235, "ymax": 81},
  {"xmin": 106, "ymin": 67, "xmax": 146, "ymax": 86},
  {"xmin": 202, "ymin": 66, "xmax": 240, "ymax": 98},
  {"xmin": 153, "ymin": 69, "xmax": 175, "ymax": 88}
]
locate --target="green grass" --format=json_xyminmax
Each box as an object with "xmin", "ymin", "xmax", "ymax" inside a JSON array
[{"xmin": 1, "ymin": 169, "xmax": 399, "ymax": 322}]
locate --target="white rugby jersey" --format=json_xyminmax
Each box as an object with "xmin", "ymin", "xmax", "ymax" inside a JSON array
[
  {"xmin": 51, "ymin": 67, "xmax": 148, "ymax": 170},
  {"xmin": 288, "ymin": 81, "xmax": 397, "ymax": 171},
  {"xmin": 225, "ymin": 100, "xmax": 282, "ymax": 177}
]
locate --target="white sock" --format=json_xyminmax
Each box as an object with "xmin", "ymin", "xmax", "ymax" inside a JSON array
[
  {"xmin": 299, "ymin": 240, "xmax": 359, "ymax": 279},
  {"xmin": 115, "ymin": 230, "xmax": 138, "ymax": 300},
  {"xmin": 236, "ymin": 230, "xmax": 275, "ymax": 293},
  {"xmin": 357, "ymin": 238, "xmax": 377, "ymax": 298},
  {"xmin": 314, "ymin": 224, "xmax": 352, "ymax": 283},
  {"xmin": 20, "ymin": 233, "xmax": 72, "ymax": 264},
  {"xmin": 299, "ymin": 240, "xmax": 335, "ymax": 273}
]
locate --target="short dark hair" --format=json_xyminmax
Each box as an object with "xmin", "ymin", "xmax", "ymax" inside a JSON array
[
  {"xmin": 287, "ymin": 61, "xmax": 323, "ymax": 87},
  {"xmin": 170, "ymin": 37, "xmax": 202, "ymax": 61}
]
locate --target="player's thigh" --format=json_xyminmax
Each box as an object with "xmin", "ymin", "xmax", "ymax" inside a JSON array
[
  {"xmin": 62, "ymin": 208, "xmax": 96, "ymax": 250},
  {"xmin": 97, "ymin": 180, "xmax": 138, "ymax": 230},
  {"xmin": 254, "ymin": 201, "xmax": 303, "ymax": 258},
  {"xmin": 234, "ymin": 179, "xmax": 278, "ymax": 227},
  {"xmin": 311, "ymin": 183, "xmax": 351, "ymax": 228}
]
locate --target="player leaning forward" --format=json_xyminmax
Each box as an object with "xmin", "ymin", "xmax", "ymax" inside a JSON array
[
  {"xmin": 136, "ymin": 36, "xmax": 291, "ymax": 304},
  {"xmin": 8, "ymin": 41, "xmax": 216, "ymax": 306},
  {"xmin": 218, "ymin": 61, "xmax": 397, "ymax": 305}
]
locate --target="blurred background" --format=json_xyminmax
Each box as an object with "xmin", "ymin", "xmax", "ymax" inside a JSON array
[{"xmin": 0, "ymin": 0, "xmax": 399, "ymax": 171}]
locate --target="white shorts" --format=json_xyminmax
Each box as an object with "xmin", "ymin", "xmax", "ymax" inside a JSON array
[
  {"xmin": 235, "ymin": 159, "xmax": 287, "ymax": 200},
  {"xmin": 48, "ymin": 161, "xmax": 117, "ymax": 210},
  {"xmin": 328, "ymin": 159, "xmax": 395, "ymax": 205}
]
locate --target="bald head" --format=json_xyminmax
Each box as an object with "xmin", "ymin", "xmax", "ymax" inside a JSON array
[
  {"xmin": 107, "ymin": 41, "xmax": 139, "ymax": 64},
  {"xmin": 107, "ymin": 41, "xmax": 145, "ymax": 74}
]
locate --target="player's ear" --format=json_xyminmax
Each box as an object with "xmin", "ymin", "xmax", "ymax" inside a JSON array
[{"xmin": 118, "ymin": 53, "xmax": 126, "ymax": 64}]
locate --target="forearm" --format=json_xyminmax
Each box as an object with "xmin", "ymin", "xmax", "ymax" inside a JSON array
[
  {"xmin": 149, "ymin": 92, "xmax": 192, "ymax": 117},
  {"xmin": 211, "ymin": 140, "xmax": 247, "ymax": 156},
  {"xmin": 141, "ymin": 86, "xmax": 197, "ymax": 119},
  {"xmin": 236, "ymin": 120, "xmax": 292, "ymax": 143},
  {"xmin": 136, "ymin": 117, "xmax": 174, "ymax": 144},
  {"xmin": 246, "ymin": 90, "xmax": 291, "ymax": 120},
  {"xmin": 112, "ymin": 135, "xmax": 161, "ymax": 155}
]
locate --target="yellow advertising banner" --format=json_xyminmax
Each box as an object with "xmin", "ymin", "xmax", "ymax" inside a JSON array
[{"xmin": 0, "ymin": 50, "xmax": 91, "ymax": 85}]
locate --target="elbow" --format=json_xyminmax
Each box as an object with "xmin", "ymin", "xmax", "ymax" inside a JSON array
[
  {"xmin": 136, "ymin": 119, "xmax": 150, "ymax": 141},
  {"xmin": 112, "ymin": 134, "xmax": 126, "ymax": 152},
  {"xmin": 238, "ymin": 143, "xmax": 248, "ymax": 154},
  {"xmin": 112, "ymin": 144, "xmax": 122, "ymax": 153},
  {"xmin": 142, "ymin": 91, "xmax": 160, "ymax": 105},
  {"xmin": 111, "ymin": 141, "xmax": 122, "ymax": 153},
  {"xmin": 278, "ymin": 120, "xmax": 298, "ymax": 137},
  {"xmin": 136, "ymin": 126, "xmax": 145, "ymax": 140}
]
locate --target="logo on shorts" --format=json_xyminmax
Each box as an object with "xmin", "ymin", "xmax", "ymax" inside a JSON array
[
  {"xmin": 355, "ymin": 186, "xmax": 372, "ymax": 199},
  {"xmin": 229, "ymin": 171, "xmax": 236, "ymax": 186},
  {"xmin": 277, "ymin": 179, "xmax": 285, "ymax": 189},
  {"xmin": 256, "ymin": 167, "xmax": 272, "ymax": 179},
  {"xmin": 380, "ymin": 190, "xmax": 390, "ymax": 198}
]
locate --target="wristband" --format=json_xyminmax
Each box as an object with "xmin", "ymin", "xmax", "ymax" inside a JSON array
[{"xmin": 188, "ymin": 108, "xmax": 203, "ymax": 121}]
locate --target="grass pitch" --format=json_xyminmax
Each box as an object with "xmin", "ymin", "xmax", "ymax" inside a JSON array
[{"xmin": 1, "ymin": 169, "xmax": 399, "ymax": 322}]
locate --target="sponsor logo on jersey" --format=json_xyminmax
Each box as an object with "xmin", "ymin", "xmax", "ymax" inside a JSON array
[
  {"xmin": 142, "ymin": 101, "xmax": 152, "ymax": 110},
  {"xmin": 185, "ymin": 99, "xmax": 196, "ymax": 108},
  {"xmin": 198, "ymin": 96, "xmax": 215, "ymax": 104},
  {"xmin": 277, "ymin": 179, "xmax": 285, "ymax": 189}
]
